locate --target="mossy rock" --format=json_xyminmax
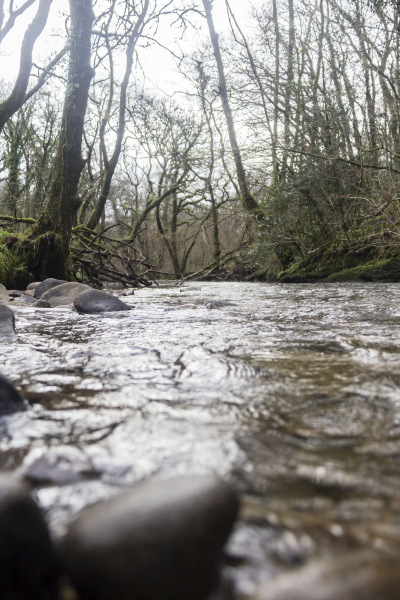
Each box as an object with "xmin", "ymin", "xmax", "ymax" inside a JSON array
[{"xmin": 326, "ymin": 257, "xmax": 400, "ymax": 282}]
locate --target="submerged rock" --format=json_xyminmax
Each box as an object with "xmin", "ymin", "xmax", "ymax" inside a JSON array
[
  {"xmin": 256, "ymin": 550, "xmax": 400, "ymax": 600},
  {"xmin": 0, "ymin": 373, "xmax": 26, "ymax": 416},
  {"xmin": 74, "ymin": 289, "xmax": 132, "ymax": 313},
  {"xmin": 0, "ymin": 476, "xmax": 59, "ymax": 600},
  {"xmin": 16, "ymin": 445, "xmax": 98, "ymax": 485},
  {"xmin": 33, "ymin": 278, "xmax": 68, "ymax": 299},
  {"xmin": 0, "ymin": 305, "xmax": 16, "ymax": 340},
  {"xmin": 10, "ymin": 294, "xmax": 36, "ymax": 306},
  {"xmin": 61, "ymin": 474, "xmax": 239, "ymax": 600},
  {"xmin": 204, "ymin": 300, "xmax": 239, "ymax": 309},
  {"xmin": 164, "ymin": 303, "xmax": 197, "ymax": 311}
]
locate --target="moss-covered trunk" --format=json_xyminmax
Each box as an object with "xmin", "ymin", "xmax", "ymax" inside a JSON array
[{"xmin": 24, "ymin": 0, "xmax": 94, "ymax": 281}]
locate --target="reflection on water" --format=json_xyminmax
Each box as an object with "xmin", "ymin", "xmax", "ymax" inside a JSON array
[{"xmin": 2, "ymin": 282, "xmax": 400, "ymax": 592}]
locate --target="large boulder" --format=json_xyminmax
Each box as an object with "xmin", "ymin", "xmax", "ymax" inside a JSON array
[
  {"xmin": 0, "ymin": 373, "xmax": 26, "ymax": 416},
  {"xmin": 0, "ymin": 305, "xmax": 16, "ymax": 340},
  {"xmin": 33, "ymin": 278, "xmax": 68, "ymax": 299},
  {"xmin": 0, "ymin": 476, "xmax": 59, "ymax": 600},
  {"xmin": 40, "ymin": 282, "xmax": 91, "ymax": 306},
  {"xmin": 74, "ymin": 289, "xmax": 132, "ymax": 313},
  {"xmin": 61, "ymin": 474, "xmax": 239, "ymax": 600}
]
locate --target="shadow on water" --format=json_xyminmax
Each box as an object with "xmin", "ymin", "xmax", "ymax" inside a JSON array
[{"xmin": 2, "ymin": 282, "xmax": 400, "ymax": 596}]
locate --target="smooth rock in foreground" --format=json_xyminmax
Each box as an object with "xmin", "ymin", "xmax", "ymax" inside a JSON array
[
  {"xmin": 74, "ymin": 288, "xmax": 132, "ymax": 313},
  {"xmin": 33, "ymin": 278, "xmax": 68, "ymax": 298},
  {"xmin": 0, "ymin": 304, "xmax": 16, "ymax": 340},
  {"xmin": 256, "ymin": 551, "xmax": 400, "ymax": 600},
  {"xmin": 0, "ymin": 476, "xmax": 59, "ymax": 600},
  {"xmin": 61, "ymin": 474, "xmax": 239, "ymax": 600},
  {"xmin": 0, "ymin": 373, "xmax": 26, "ymax": 416}
]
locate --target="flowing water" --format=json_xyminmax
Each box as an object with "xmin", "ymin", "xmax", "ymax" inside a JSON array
[{"xmin": 2, "ymin": 281, "xmax": 400, "ymax": 596}]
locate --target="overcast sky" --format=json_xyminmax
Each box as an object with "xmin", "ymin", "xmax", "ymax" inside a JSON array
[{"xmin": 0, "ymin": 0, "xmax": 256, "ymax": 92}]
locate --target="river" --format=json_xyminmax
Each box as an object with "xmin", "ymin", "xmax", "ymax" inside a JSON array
[{"xmin": 2, "ymin": 281, "xmax": 400, "ymax": 597}]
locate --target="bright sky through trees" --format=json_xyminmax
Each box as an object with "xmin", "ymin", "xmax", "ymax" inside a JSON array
[{"xmin": 0, "ymin": 0, "xmax": 254, "ymax": 94}]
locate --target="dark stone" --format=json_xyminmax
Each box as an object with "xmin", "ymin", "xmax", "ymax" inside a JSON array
[
  {"xmin": 61, "ymin": 474, "xmax": 239, "ymax": 600},
  {"xmin": 0, "ymin": 476, "xmax": 59, "ymax": 600},
  {"xmin": 0, "ymin": 304, "xmax": 16, "ymax": 340},
  {"xmin": 74, "ymin": 289, "xmax": 132, "ymax": 313},
  {"xmin": 33, "ymin": 300, "xmax": 51, "ymax": 308},
  {"xmin": 8, "ymin": 290, "xmax": 24, "ymax": 298},
  {"xmin": 0, "ymin": 373, "xmax": 26, "ymax": 416},
  {"xmin": 33, "ymin": 278, "xmax": 68, "ymax": 299}
]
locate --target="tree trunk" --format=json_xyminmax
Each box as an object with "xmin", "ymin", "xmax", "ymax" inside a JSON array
[
  {"xmin": 202, "ymin": 0, "xmax": 258, "ymax": 214},
  {"xmin": 27, "ymin": 0, "xmax": 94, "ymax": 280}
]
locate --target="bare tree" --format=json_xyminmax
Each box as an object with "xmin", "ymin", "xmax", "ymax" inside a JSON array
[{"xmin": 0, "ymin": 0, "xmax": 53, "ymax": 133}]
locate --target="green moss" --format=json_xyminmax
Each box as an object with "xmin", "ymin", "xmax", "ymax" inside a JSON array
[
  {"xmin": 278, "ymin": 244, "xmax": 400, "ymax": 283},
  {"xmin": 0, "ymin": 230, "xmax": 33, "ymax": 289}
]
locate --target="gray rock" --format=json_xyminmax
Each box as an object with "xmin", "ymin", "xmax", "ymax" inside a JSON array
[
  {"xmin": 0, "ymin": 476, "xmax": 59, "ymax": 600},
  {"xmin": 74, "ymin": 289, "xmax": 132, "ymax": 313},
  {"xmin": 0, "ymin": 373, "xmax": 26, "ymax": 416},
  {"xmin": 0, "ymin": 283, "xmax": 9, "ymax": 303},
  {"xmin": 40, "ymin": 282, "xmax": 90, "ymax": 305},
  {"xmin": 33, "ymin": 300, "xmax": 51, "ymax": 308},
  {"xmin": 0, "ymin": 305, "xmax": 16, "ymax": 340},
  {"xmin": 33, "ymin": 278, "xmax": 68, "ymax": 299},
  {"xmin": 61, "ymin": 474, "xmax": 239, "ymax": 600},
  {"xmin": 10, "ymin": 294, "xmax": 36, "ymax": 306},
  {"xmin": 26, "ymin": 281, "xmax": 40, "ymax": 290},
  {"xmin": 47, "ymin": 296, "xmax": 75, "ymax": 308}
]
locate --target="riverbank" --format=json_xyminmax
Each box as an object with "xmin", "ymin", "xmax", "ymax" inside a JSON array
[{"xmin": 251, "ymin": 244, "xmax": 400, "ymax": 283}]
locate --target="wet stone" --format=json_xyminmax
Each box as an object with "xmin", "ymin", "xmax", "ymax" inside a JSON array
[
  {"xmin": 40, "ymin": 282, "xmax": 91, "ymax": 304},
  {"xmin": 33, "ymin": 278, "xmax": 68, "ymax": 299},
  {"xmin": 0, "ymin": 475, "xmax": 59, "ymax": 600},
  {"xmin": 0, "ymin": 373, "xmax": 26, "ymax": 416},
  {"xmin": 74, "ymin": 289, "xmax": 132, "ymax": 313},
  {"xmin": 10, "ymin": 294, "xmax": 36, "ymax": 306},
  {"xmin": 61, "ymin": 474, "xmax": 239, "ymax": 600},
  {"xmin": 33, "ymin": 299, "xmax": 51, "ymax": 308}
]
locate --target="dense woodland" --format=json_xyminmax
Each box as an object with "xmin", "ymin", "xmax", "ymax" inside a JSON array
[{"xmin": 0, "ymin": 0, "xmax": 400, "ymax": 287}]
